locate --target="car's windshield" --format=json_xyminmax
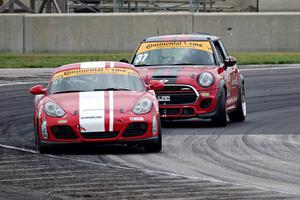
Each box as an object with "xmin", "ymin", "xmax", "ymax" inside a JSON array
[
  {"xmin": 133, "ymin": 41, "xmax": 215, "ymax": 66},
  {"xmin": 49, "ymin": 67, "xmax": 145, "ymax": 94}
]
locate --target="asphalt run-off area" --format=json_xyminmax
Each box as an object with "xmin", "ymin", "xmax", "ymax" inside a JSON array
[{"xmin": 0, "ymin": 65, "xmax": 300, "ymax": 199}]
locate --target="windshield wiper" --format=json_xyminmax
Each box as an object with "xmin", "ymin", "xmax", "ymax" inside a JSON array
[
  {"xmin": 94, "ymin": 88, "xmax": 131, "ymax": 91},
  {"xmin": 171, "ymin": 63, "xmax": 201, "ymax": 65},
  {"xmin": 135, "ymin": 64, "xmax": 151, "ymax": 67},
  {"xmin": 53, "ymin": 90, "xmax": 87, "ymax": 94}
]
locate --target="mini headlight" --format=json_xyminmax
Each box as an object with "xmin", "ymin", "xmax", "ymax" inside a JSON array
[
  {"xmin": 198, "ymin": 72, "xmax": 214, "ymax": 87},
  {"xmin": 132, "ymin": 97, "xmax": 153, "ymax": 114},
  {"xmin": 44, "ymin": 102, "xmax": 65, "ymax": 117}
]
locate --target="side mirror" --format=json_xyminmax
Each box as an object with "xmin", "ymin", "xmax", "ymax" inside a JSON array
[
  {"xmin": 148, "ymin": 80, "xmax": 164, "ymax": 91},
  {"xmin": 120, "ymin": 59, "xmax": 129, "ymax": 63},
  {"xmin": 29, "ymin": 85, "xmax": 46, "ymax": 95},
  {"xmin": 224, "ymin": 56, "xmax": 237, "ymax": 70}
]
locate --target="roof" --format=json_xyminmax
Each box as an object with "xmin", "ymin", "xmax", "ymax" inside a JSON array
[
  {"xmin": 53, "ymin": 61, "xmax": 136, "ymax": 75},
  {"xmin": 143, "ymin": 33, "xmax": 220, "ymax": 42}
]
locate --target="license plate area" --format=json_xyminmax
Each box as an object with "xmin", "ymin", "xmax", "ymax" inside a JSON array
[{"xmin": 157, "ymin": 95, "xmax": 170, "ymax": 102}]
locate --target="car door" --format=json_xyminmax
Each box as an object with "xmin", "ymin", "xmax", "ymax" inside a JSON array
[{"xmin": 213, "ymin": 40, "xmax": 239, "ymax": 108}]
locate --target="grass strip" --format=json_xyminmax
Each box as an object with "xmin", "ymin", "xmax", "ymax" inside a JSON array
[{"xmin": 0, "ymin": 52, "xmax": 300, "ymax": 68}]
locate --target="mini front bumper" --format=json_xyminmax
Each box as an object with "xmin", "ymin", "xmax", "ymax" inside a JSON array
[{"xmin": 158, "ymin": 88, "xmax": 219, "ymax": 119}]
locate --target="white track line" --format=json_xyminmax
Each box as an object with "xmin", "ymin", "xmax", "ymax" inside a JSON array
[
  {"xmin": 241, "ymin": 66, "xmax": 300, "ymax": 71},
  {"xmin": 0, "ymin": 81, "xmax": 48, "ymax": 87},
  {"xmin": 0, "ymin": 143, "xmax": 298, "ymax": 196}
]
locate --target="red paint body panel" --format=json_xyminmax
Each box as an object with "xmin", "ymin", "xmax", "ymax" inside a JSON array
[{"xmin": 32, "ymin": 62, "xmax": 160, "ymax": 144}]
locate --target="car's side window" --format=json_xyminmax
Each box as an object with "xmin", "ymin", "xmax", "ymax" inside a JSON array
[
  {"xmin": 218, "ymin": 40, "xmax": 228, "ymax": 57},
  {"xmin": 214, "ymin": 40, "xmax": 226, "ymax": 66}
]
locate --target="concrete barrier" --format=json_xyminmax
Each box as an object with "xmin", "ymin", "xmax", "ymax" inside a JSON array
[
  {"xmin": 1, "ymin": 13, "xmax": 300, "ymax": 53},
  {"xmin": 0, "ymin": 14, "xmax": 24, "ymax": 53},
  {"xmin": 193, "ymin": 13, "xmax": 300, "ymax": 52},
  {"xmin": 259, "ymin": 0, "xmax": 300, "ymax": 12},
  {"xmin": 24, "ymin": 13, "xmax": 192, "ymax": 53}
]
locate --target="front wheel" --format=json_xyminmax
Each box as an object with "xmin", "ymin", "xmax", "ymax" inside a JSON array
[
  {"xmin": 228, "ymin": 84, "xmax": 246, "ymax": 122},
  {"xmin": 34, "ymin": 122, "xmax": 50, "ymax": 154},
  {"xmin": 144, "ymin": 121, "xmax": 162, "ymax": 153},
  {"xmin": 211, "ymin": 88, "xmax": 227, "ymax": 127}
]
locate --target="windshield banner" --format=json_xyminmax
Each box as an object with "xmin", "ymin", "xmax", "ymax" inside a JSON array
[
  {"xmin": 53, "ymin": 68, "xmax": 139, "ymax": 80},
  {"xmin": 136, "ymin": 41, "xmax": 212, "ymax": 54}
]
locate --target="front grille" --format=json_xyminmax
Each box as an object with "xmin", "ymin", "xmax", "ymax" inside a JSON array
[
  {"xmin": 156, "ymin": 85, "xmax": 198, "ymax": 105},
  {"xmin": 159, "ymin": 108, "xmax": 181, "ymax": 115},
  {"xmin": 80, "ymin": 131, "xmax": 119, "ymax": 139},
  {"xmin": 51, "ymin": 126, "xmax": 78, "ymax": 139},
  {"xmin": 182, "ymin": 108, "xmax": 195, "ymax": 115},
  {"xmin": 123, "ymin": 123, "xmax": 148, "ymax": 137}
]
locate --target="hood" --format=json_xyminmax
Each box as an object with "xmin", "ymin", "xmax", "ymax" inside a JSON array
[
  {"xmin": 47, "ymin": 91, "xmax": 147, "ymax": 114},
  {"xmin": 136, "ymin": 66, "xmax": 212, "ymax": 84}
]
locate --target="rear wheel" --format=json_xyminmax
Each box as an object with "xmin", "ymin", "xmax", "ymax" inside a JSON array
[
  {"xmin": 228, "ymin": 84, "xmax": 246, "ymax": 122},
  {"xmin": 211, "ymin": 88, "xmax": 227, "ymax": 127}
]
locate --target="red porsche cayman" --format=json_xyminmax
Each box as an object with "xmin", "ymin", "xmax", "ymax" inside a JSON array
[
  {"xmin": 130, "ymin": 34, "xmax": 246, "ymax": 127},
  {"xmin": 29, "ymin": 61, "xmax": 164, "ymax": 153}
]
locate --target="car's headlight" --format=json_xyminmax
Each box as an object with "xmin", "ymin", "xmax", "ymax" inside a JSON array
[
  {"xmin": 198, "ymin": 72, "xmax": 214, "ymax": 87},
  {"xmin": 44, "ymin": 102, "xmax": 65, "ymax": 117},
  {"xmin": 132, "ymin": 97, "xmax": 153, "ymax": 114}
]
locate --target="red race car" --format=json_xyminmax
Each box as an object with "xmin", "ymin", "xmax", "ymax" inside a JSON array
[
  {"xmin": 129, "ymin": 34, "xmax": 246, "ymax": 127},
  {"xmin": 29, "ymin": 62, "xmax": 164, "ymax": 153}
]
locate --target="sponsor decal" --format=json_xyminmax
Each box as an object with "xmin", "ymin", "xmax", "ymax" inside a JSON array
[
  {"xmin": 52, "ymin": 67, "xmax": 139, "ymax": 80},
  {"xmin": 200, "ymin": 92, "xmax": 210, "ymax": 97},
  {"xmin": 137, "ymin": 41, "xmax": 213, "ymax": 54},
  {"xmin": 130, "ymin": 117, "xmax": 144, "ymax": 121},
  {"xmin": 159, "ymin": 79, "xmax": 169, "ymax": 83},
  {"xmin": 58, "ymin": 119, "xmax": 68, "ymax": 124}
]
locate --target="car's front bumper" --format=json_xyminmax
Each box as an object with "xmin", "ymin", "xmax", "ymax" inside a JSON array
[
  {"xmin": 158, "ymin": 88, "xmax": 219, "ymax": 119},
  {"xmin": 38, "ymin": 113, "xmax": 160, "ymax": 144}
]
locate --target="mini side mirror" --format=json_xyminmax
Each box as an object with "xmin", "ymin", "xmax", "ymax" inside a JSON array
[
  {"xmin": 148, "ymin": 80, "xmax": 164, "ymax": 91},
  {"xmin": 224, "ymin": 56, "xmax": 237, "ymax": 70},
  {"xmin": 120, "ymin": 59, "xmax": 129, "ymax": 63},
  {"xmin": 29, "ymin": 85, "xmax": 46, "ymax": 95}
]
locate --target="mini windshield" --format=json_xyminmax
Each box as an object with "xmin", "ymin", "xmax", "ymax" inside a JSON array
[
  {"xmin": 49, "ymin": 68, "xmax": 145, "ymax": 94},
  {"xmin": 133, "ymin": 41, "xmax": 215, "ymax": 66}
]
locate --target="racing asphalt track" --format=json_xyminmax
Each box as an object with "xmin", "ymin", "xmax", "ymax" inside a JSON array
[{"xmin": 0, "ymin": 65, "xmax": 300, "ymax": 199}]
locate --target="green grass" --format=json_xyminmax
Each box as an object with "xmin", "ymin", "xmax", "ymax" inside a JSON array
[
  {"xmin": 231, "ymin": 52, "xmax": 300, "ymax": 65},
  {"xmin": 0, "ymin": 53, "xmax": 132, "ymax": 68},
  {"xmin": 0, "ymin": 52, "xmax": 300, "ymax": 68}
]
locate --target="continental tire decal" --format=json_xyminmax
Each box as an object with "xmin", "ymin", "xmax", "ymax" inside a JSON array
[
  {"xmin": 137, "ymin": 41, "xmax": 213, "ymax": 54},
  {"xmin": 53, "ymin": 67, "xmax": 139, "ymax": 80}
]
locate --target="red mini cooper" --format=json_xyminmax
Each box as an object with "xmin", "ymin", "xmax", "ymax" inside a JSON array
[{"xmin": 129, "ymin": 34, "xmax": 246, "ymax": 127}]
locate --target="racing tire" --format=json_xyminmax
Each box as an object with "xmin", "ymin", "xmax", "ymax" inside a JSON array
[
  {"xmin": 34, "ymin": 122, "xmax": 50, "ymax": 154},
  {"xmin": 144, "ymin": 121, "xmax": 162, "ymax": 153},
  {"xmin": 211, "ymin": 88, "xmax": 227, "ymax": 127},
  {"xmin": 228, "ymin": 84, "xmax": 246, "ymax": 122}
]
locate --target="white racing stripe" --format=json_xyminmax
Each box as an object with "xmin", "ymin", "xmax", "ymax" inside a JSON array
[
  {"xmin": 80, "ymin": 61, "xmax": 106, "ymax": 68},
  {"xmin": 79, "ymin": 91, "xmax": 105, "ymax": 132},
  {"xmin": 110, "ymin": 62, "xmax": 114, "ymax": 68},
  {"xmin": 109, "ymin": 91, "xmax": 114, "ymax": 131}
]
